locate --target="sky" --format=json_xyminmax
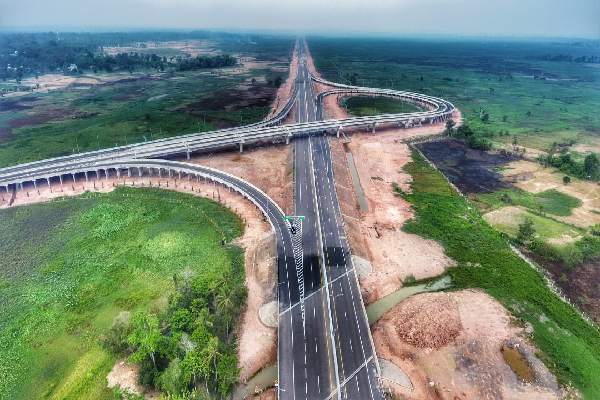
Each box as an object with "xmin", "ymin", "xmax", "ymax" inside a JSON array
[{"xmin": 1, "ymin": 0, "xmax": 599, "ymax": 39}]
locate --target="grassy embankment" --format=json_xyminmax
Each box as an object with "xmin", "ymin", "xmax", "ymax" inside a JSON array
[
  {"xmin": 340, "ymin": 95, "xmax": 422, "ymax": 117},
  {"xmin": 0, "ymin": 187, "xmax": 244, "ymax": 399},
  {"xmin": 397, "ymin": 150, "xmax": 600, "ymax": 397},
  {"xmin": 310, "ymin": 37, "xmax": 600, "ymax": 152}
]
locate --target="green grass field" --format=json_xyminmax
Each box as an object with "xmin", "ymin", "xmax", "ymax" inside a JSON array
[
  {"xmin": 475, "ymin": 188, "xmax": 582, "ymax": 216},
  {"xmin": 0, "ymin": 188, "xmax": 244, "ymax": 399},
  {"xmin": 399, "ymin": 150, "xmax": 600, "ymax": 397},
  {"xmin": 340, "ymin": 95, "xmax": 422, "ymax": 117},
  {"xmin": 309, "ymin": 37, "xmax": 600, "ymax": 152}
]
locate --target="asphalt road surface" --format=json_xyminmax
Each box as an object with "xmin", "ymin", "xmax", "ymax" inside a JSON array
[{"xmin": 278, "ymin": 40, "xmax": 382, "ymax": 400}]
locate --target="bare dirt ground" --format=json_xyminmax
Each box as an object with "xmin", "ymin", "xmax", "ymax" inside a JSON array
[
  {"xmin": 103, "ymin": 40, "xmax": 220, "ymax": 57},
  {"xmin": 504, "ymin": 160, "xmax": 600, "ymax": 228},
  {"xmin": 2, "ymin": 73, "xmax": 130, "ymax": 97},
  {"xmin": 107, "ymin": 361, "xmax": 159, "ymax": 399},
  {"xmin": 373, "ymin": 290, "xmax": 562, "ymax": 400},
  {"xmin": 1, "ymin": 172, "xmax": 279, "ymax": 386},
  {"xmin": 329, "ymin": 132, "xmax": 456, "ymax": 304},
  {"xmin": 186, "ymin": 145, "xmax": 294, "ymax": 215}
]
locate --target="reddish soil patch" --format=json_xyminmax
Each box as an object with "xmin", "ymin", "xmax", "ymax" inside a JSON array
[
  {"xmin": 373, "ymin": 290, "xmax": 562, "ymax": 400},
  {"xmin": 186, "ymin": 145, "xmax": 294, "ymax": 215}
]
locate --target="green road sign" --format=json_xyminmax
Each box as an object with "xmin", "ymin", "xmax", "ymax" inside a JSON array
[{"xmin": 285, "ymin": 215, "xmax": 305, "ymax": 221}]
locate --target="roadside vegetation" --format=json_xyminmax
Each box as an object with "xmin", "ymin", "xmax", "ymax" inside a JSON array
[
  {"xmin": 310, "ymin": 37, "xmax": 600, "ymax": 153},
  {"xmin": 0, "ymin": 187, "xmax": 245, "ymax": 399},
  {"xmin": 340, "ymin": 95, "xmax": 422, "ymax": 117},
  {"xmin": 398, "ymin": 150, "xmax": 600, "ymax": 398}
]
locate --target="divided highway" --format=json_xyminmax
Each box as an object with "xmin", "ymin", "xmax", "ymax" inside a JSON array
[
  {"xmin": 0, "ymin": 38, "xmax": 456, "ymax": 400},
  {"xmin": 278, "ymin": 41, "xmax": 382, "ymax": 400}
]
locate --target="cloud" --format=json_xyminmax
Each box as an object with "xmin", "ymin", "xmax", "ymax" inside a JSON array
[{"xmin": 1, "ymin": 0, "xmax": 598, "ymax": 38}]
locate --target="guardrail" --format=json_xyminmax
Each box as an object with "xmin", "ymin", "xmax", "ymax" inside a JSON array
[{"xmin": 0, "ymin": 72, "xmax": 454, "ymax": 189}]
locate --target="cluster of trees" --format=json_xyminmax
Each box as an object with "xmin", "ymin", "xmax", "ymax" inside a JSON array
[
  {"xmin": 103, "ymin": 260, "xmax": 246, "ymax": 399},
  {"xmin": 0, "ymin": 32, "xmax": 237, "ymax": 81},
  {"xmin": 177, "ymin": 55, "xmax": 236, "ymax": 72},
  {"xmin": 537, "ymin": 54, "xmax": 600, "ymax": 64},
  {"xmin": 445, "ymin": 120, "xmax": 493, "ymax": 151},
  {"xmin": 538, "ymin": 151, "xmax": 600, "ymax": 182}
]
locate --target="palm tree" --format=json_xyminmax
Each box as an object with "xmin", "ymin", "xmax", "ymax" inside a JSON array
[
  {"xmin": 201, "ymin": 336, "xmax": 221, "ymax": 386},
  {"xmin": 215, "ymin": 292, "xmax": 235, "ymax": 336}
]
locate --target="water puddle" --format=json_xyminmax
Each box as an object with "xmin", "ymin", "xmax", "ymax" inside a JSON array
[
  {"xmin": 501, "ymin": 344, "xmax": 535, "ymax": 383},
  {"xmin": 366, "ymin": 276, "xmax": 452, "ymax": 324},
  {"xmin": 232, "ymin": 363, "xmax": 277, "ymax": 400}
]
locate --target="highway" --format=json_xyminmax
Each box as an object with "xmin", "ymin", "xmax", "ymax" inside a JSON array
[
  {"xmin": 0, "ymin": 38, "xmax": 456, "ymax": 400},
  {"xmin": 275, "ymin": 40, "xmax": 382, "ymax": 400}
]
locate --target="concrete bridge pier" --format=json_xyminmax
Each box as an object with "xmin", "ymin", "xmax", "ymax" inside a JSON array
[
  {"xmin": 239, "ymin": 138, "xmax": 245, "ymax": 153},
  {"xmin": 59, "ymin": 175, "xmax": 63, "ymax": 187},
  {"xmin": 127, "ymin": 168, "xmax": 132, "ymax": 178},
  {"xmin": 371, "ymin": 122, "xmax": 377, "ymax": 133},
  {"xmin": 138, "ymin": 167, "xmax": 143, "ymax": 178}
]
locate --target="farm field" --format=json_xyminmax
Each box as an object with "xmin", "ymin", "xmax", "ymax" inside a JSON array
[
  {"xmin": 309, "ymin": 37, "xmax": 600, "ymax": 152},
  {"xmin": 400, "ymin": 150, "xmax": 600, "ymax": 398},
  {"xmin": 0, "ymin": 34, "xmax": 292, "ymax": 167},
  {"xmin": 0, "ymin": 187, "xmax": 244, "ymax": 399}
]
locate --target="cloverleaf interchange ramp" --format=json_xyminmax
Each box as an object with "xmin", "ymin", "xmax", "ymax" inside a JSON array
[{"xmin": 0, "ymin": 39, "xmax": 454, "ymax": 399}]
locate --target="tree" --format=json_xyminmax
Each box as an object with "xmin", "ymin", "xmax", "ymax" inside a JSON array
[
  {"xmin": 215, "ymin": 291, "xmax": 235, "ymax": 336},
  {"xmin": 216, "ymin": 353, "xmax": 239, "ymax": 397},
  {"xmin": 584, "ymin": 153, "xmax": 600, "ymax": 179},
  {"xmin": 563, "ymin": 175, "xmax": 571, "ymax": 184},
  {"xmin": 128, "ymin": 312, "xmax": 162, "ymax": 367},
  {"xmin": 203, "ymin": 337, "xmax": 221, "ymax": 381},
  {"xmin": 445, "ymin": 119, "xmax": 456, "ymax": 136},
  {"xmin": 157, "ymin": 358, "xmax": 186, "ymax": 395},
  {"xmin": 516, "ymin": 218, "xmax": 536, "ymax": 245}
]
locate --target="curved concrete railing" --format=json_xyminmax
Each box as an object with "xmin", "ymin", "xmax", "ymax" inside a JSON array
[{"xmin": 0, "ymin": 64, "xmax": 455, "ymax": 190}]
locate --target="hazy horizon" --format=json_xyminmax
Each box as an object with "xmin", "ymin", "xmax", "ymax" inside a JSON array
[{"xmin": 1, "ymin": 0, "xmax": 599, "ymax": 40}]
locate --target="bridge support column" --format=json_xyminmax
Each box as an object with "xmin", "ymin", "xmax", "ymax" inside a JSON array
[
  {"xmin": 371, "ymin": 123, "xmax": 377, "ymax": 134},
  {"xmin": 158, "ymin": 168, "xmax": 162, "ymax": 178},
  {"xmin": 33, "ymin": 181, "xmax": 37, "ymax": 190},
  {"xmin": 85, "ymin": 171, "xmax": 89, "ymax": 182},
  {"xmin": 59, "ymin": 175, "xmax": 63, "ymax": 186},
  {"xmin": 239, "ymin": 140, "xmax": 244, "ymax": 153},
  {"xmin": 18, "ymin": 182, "xmax": 23, "ymax": 191},
  {"xmin": 138, "ymin": 168, "xmax": 143, "ymax": 178},
  {"xmin": 286, "ymin": 133, "xmax": 292, "ymax": 145},
  {"xmin": 116, "ymin": 169, "xmax": 121, "ymax": 178},
  {"xmin": 127, "ymin": 168, "xmax": 131, "ymax": 178},
  {"xmin": 186, "ymin": 150, "xmax": 191, "ymax": 160},
  {"xmin": 71, "ymin": 173, "xmax": 76, "ymax": 183}
]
